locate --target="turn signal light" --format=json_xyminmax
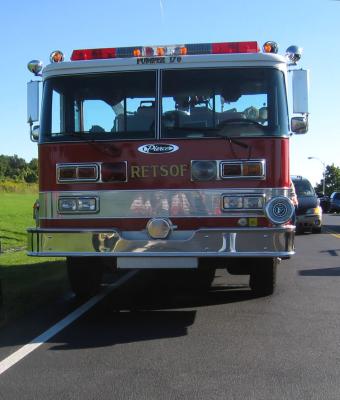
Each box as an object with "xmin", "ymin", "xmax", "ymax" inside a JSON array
[
  {"xmin": 243, "ymin": 162, "xmax": 263, "ymax": 177},
  {"xmin": 220, "ymin": 160, "xmax": 265, "ymax": 179}
]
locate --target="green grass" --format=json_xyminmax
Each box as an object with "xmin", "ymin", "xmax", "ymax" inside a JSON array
[
  {"xmin": 0, "ymin": 192, "xmax": 67, "ymax": 325},
  {"xmin": 0, "ymin": 193, "xmax": 37, "ymax": 251}
]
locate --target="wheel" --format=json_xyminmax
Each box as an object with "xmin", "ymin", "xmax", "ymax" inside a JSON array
[
  {"xmin": 295, "ymin": 226, "xmax": 304, "ymax": 235},
  {"xmin": 312, "ymin": 227, "xmax": 322, "ymax": 234},
  {"xmin": 249, "ymin": 258, "xmax": 277, "ymax": 297},
  {"xmin": 67, "ymin": 257, "xmax": 104, "ymax": 298}
]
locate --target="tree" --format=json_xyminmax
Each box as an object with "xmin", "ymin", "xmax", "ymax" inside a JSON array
[
  {"xmin": 315, "ymin": 164, "xmax": 340, "ymax": 195},
  {"xmin": 0, "ymin": 155, "xmax": 38, "ymax": 183}
]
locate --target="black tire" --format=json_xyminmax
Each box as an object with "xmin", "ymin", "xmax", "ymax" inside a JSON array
[
  {"xmin": 312, "ymin": 227, "xmax": 322, "ymax": 234},
  {"xmin": 249, "ymin": 258, "xmax": 277, "ymax": 297},
  {"xmin": 67, "ymin": 257, "xmax": 104, "ymax": 298}
]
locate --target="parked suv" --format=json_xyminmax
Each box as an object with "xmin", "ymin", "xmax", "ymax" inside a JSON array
[
  {"xmin": 330, "ymin": 192, "xmax": 340, "ymax": 213},
  {"xmin": 291, "ymin": 176, "xmax": 322, "ymax": 233},
  {"xmin": 317, "ymin": 192, "xmax": 330, "ymax": 213}
]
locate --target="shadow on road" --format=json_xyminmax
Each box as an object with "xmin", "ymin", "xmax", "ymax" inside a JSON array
[
  {"xmin": 323, "ymin": 224, "xmax": 340, "ymax": 234},
  {"xmin": 0, "ymin": 270, "xmax": 255, "ymax": 352},
  {"xmin": 299, "ymin": 267, "xmax": 340, "ymax": 276},
  {"xmin": 48, "ymin": 283, "xmax": 254, "ymax": 351}
]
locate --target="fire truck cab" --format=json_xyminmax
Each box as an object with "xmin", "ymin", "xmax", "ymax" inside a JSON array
[{"xmin": 27, "ymin": 41, "xmax": 309, "ymax": 298}]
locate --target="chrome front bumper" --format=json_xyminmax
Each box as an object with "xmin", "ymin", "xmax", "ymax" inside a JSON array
[
  {"xmin": 27, "ymin": 226, "xmax": 295, "ymax": 258},
  {"xmin": 296, "ymin": 214, "xmax": 322, "ymax": 229}
]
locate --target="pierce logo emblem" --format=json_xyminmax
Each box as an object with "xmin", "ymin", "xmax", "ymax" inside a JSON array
[{"xmin": 138, "ymin": 144, "xmax": 179, "ymax": 154}]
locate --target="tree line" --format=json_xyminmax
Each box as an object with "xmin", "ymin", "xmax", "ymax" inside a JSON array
[
  {"xmin": 0, "ymin": 155, "xmax": 38, "ymax": 183},
  {"xmin": 314, "ymin": 164, "xmax": 340, "ymax": 196}
]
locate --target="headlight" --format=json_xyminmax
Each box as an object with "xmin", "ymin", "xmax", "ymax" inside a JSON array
[
  {"xmin": 222, "ymin": 195, "xmax": 264, "ymax": 210},
  {"xmin": 223, "ymin": 196, "xmax": 243, "ymax": 209},
  {"xmin": 58, "ymin": 197, "xmax": 99, "ymax": 214},
  {"xmin": 243, "ymin": 196, "xmax": 264, "ymax": 209},
  {"xmin": 306, "ymin": 207, "xmax": 322, "ymax": 215},
  {"xmin": 265, "ymin": 196, "xmax": 294, "ymax": 225},
  {"xmin": 58, "ymin": 198, "xmax": 77, "ymax": 212},
  {"xmin": 191, "ymin": 160, "xmax": 217, "ymax": 181}
]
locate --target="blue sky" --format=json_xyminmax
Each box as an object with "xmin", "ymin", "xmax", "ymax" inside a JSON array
[{"xmin": 1, "ymin": 0, "xmax": 339, "ymax": 186}]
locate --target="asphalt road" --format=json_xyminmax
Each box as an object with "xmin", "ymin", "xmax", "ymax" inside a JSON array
[{"xmin": 0, "ymin": 214, "xmax": 340, "ymax": 400}]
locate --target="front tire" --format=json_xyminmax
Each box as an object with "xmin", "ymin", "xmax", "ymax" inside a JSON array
[
  {"xmin": 67, "ymin": 257, "xmax": 104, "ymax": 298},
  {"xmin": 249, "ymin": 258, "xmax": 277, "ymax": 297}
]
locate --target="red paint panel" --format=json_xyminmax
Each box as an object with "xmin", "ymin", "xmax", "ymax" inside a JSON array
[{"xmin": 39, "ymin": 137, "xmax": 290, "ymax": 191}]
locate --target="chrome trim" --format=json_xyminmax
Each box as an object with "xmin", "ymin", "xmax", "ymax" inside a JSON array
[
  {"xmin": 220, "ymin": 159, "xmax": 266, "ymax": 180},
  {"xmin": 56, "ymin": 163, "xmax": 99, "ymax": 183},
  {"xmin": 146, "ymin": 218, "xmax": 172, "ymax": 239},
  {"xmin": 56, "ymin": 162, "xmax": 129, "ymax": 183},
  {"xmin": 265, "ymin": 196, "xmax": 294, "ymax": 225},
  {"xmin": 57, "ymin": 196, "xmax": 100, "ymax": 214},
  {"xmin": 100, "ymin": 161, "xmax": 128, "ymax": 183},
  {"xmin": 38, "ymin": 189, "xmax": 291, "ymax": 220},
  {"xmin": 27, "ymin": 226, "xmax": 295, "ymax": 259},
  {"xmin": 221, "ymin": 193, "xmax": 266, "ymax": 212},
  {"xmin": 190, "ymin": 159, "xmax": 266, "ymax": 181}
]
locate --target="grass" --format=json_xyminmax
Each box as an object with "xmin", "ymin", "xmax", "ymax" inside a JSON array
[
  {"xmin": 0, "ymin": 180, "xmax": 38, "ymax": 194},
  {"xmin": 0, "ymin": 190, "xmax": 68, "ymax": 325},
  {"xmin": 0, "ymin": 193, "xmax": 37, "ymax": 251}
]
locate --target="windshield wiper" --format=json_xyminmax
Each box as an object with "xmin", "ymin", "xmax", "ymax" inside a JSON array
[
  {"xmin": 165, "ymin": 126, "xmax": 249, "ymax": 149},
  {"xmin": 56, "ymin": 132, "xmax": 121, "ymax": 156}
]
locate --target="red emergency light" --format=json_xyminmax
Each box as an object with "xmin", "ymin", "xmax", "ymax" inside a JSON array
[
  {"xmin": 71, "ymin": 48, "xmax": 117, "ymax": 61},
  {"xmin": 70, "ymin": 41, "xmax": 259, "ymax": 61}
]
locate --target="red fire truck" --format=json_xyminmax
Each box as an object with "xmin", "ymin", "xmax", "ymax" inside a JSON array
[{"xmin": 27, "ymin": 40, "xmax": 309, "ymax": 297}]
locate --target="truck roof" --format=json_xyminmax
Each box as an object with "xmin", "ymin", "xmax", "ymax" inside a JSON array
[{"xmin": 43, "ymin": 52, "xmax": 288, "ymax": 79}]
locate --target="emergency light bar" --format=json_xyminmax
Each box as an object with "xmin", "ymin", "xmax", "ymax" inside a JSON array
[{"xmin": 70, "ymin": 41, "xmax": 259, "ymax": 61}]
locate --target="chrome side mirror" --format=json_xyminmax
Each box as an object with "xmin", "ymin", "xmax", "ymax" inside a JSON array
[
  {"xmin": 27, "ymin": 81, "xmax": 40, "ymax": 123},
  {"xmin": 291, "ymin": 116, "xmax": 308, "ymax": 134},
  {"xmin": 31, "ymin": 125, "xmax": 40, "ymax": 142},
  {"xmin": 292, "ymin": 69, "xmax": 309, "ymax": 114}
]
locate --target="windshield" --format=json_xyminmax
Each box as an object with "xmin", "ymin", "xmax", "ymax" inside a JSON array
[
  {"xmin": 40, "ymin": 68, "xmax": 288, "ymax": 142},
  {"xmin": 41, "ymin": 71, "xmax": 157, "ymax": 140},
  {"xmin": 161, "ymin": 68, "xmax": 288, "ymax": 138},
  {"xmin": 293, "ymin": 179, "xmax": 315, "ymax": 196}
]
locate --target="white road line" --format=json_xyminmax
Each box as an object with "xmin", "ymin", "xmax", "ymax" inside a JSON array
[{"xmin": 0, "ymin": 270, "xmax": 138, "ymax": 376}]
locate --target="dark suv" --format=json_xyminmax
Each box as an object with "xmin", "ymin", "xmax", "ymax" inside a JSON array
[
  {"xmin": 291, "ymin": 176, "xmax": 322, "ymax": 233},
  {"xmin": 330, "ymin": 192, "xmax": 340, "ymax": 213}
]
